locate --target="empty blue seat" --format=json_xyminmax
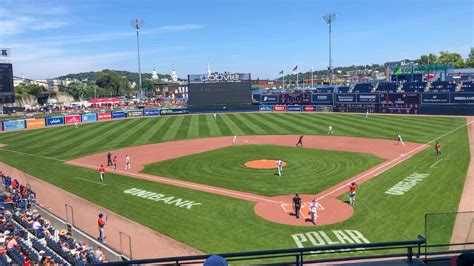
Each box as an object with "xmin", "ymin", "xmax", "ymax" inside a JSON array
[
  {"xmin": 377, "ymin": 82, "xmax": 398, "ymax": 92},
  {"xmin": 461, "ymin": 81, "xmax": 474, "ymax": 92},
  {"xmin": 353, "ymin": 83, "xmax": 373, "ymax": 93},
  {"xmin": 403, "ymin": 82, "xmax": 426, "ymax": 92}
]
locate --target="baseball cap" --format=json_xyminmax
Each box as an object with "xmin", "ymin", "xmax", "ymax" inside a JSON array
[{"xmin": 98, "ymin": 213, "xmax": 103, "ymax": 218}]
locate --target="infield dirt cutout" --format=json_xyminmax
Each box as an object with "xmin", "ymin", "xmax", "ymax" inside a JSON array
[
  {"xmin": 244, "ymin": 159, "xmax": 287, "ymax": 169},
  {"xmin": 68, "ymin": 135, "xmax": 427, "ymax": 226}
]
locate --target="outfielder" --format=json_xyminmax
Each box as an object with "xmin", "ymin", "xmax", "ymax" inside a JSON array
[
  {"xmin": 397, "ymin": 133, "xmax": 405, "ymax": 146},
  {"xmin": 365, "ymin": 110, "xmax": 369, "ymax": 118},
  {"xmin": 328, "ymin": 125, "xmax": 334, "ymax": 135},
  {"xmin": 276, "ymin": 160, "xmax": 283, "ymax": 176},
  {"xmin": 348, "ymin": 182, "xmax": 357, "ymax": 206},
  {"xmin": 309, "ymin": 199, "xmax": 318, "ymax": 225},
  {"xmin": 232, "ymin": 135, "xmax": 237, "ymax": 145},
  {"xmin": 125, "ymin": 155, "xmax": 131, "ymax": 170},
  {"xmin": 296, "ymin": 135, "xmax": 304, "ymax": 147}
]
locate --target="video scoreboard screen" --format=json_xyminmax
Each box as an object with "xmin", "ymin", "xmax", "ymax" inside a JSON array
[{"xmin": 0, "ymin": 63, "xmax": 15, "ymax": 103}]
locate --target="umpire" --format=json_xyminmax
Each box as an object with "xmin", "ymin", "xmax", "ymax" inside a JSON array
[
  {"xmin": 292, "ymin": 194, "xmax": 302, "ymax": 219},
  {"xmin": 107, "ymin": 152, "xmax": 112, "ymax": 166}
]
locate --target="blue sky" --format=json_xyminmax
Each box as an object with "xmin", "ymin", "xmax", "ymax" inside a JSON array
[{"xmin": 0, "ymin": 0, "xmax": 472, "ymax": 79}]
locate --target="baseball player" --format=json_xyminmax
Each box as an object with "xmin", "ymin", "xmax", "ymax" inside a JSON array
[
  {"xmin": 292, "ymin": 194, "xmax": 302, "ymax": 219},
  {"xmin": 296, "ymin": 135, "xmax": 304, "ymax": 147},
  {"xmin": 232, "ymin": 135, "xmax": 237, "ymax": 145},
  {"xmin": 72, "ymin": 117, "xmax": 79, "ymax": 128},
  {"xmin": 99, "ymin": 165, "xmax": 105, "ymax": 182},
  {"xmin": 328, "ymin": 125, "xmax": 334, "ymax": 135},
  {"xmin": 397, "ymin": 133, "xmax": 405, "ymax": 146},
  {"xmin": 365, "ymin": 110, "xmax": 369, "ymax": 118},
  {"xmin": 125, "ymin": 155, "xmax": 131, "ymax": 170},
  {"xmin": 435, "ymin": 142, "xmax": 441, "ymax": 156},
  {"xmin": 112, "ymin": 156, "xmax": 117, "ymax": 171},
  {"xmin": 276, "ymin": 160, "xmax": 283, "ymax": 176},
  {"xmin": 97, "ymin": 213, "xmax": 106, "ymax": 242},
  {"xmin": 106, "ymin": 152, "xmax": 112, "ymax": 166},
  {"xmin": 213, "ymin": 113, "xmax": 217, "ymax": 119},
  {"xmin": 348, "ymin": 181, "xmax": 357, "ymax": 206},
  {"xmin": 309, "ymin": 199, "xmax": 318, "ymax": 225}
]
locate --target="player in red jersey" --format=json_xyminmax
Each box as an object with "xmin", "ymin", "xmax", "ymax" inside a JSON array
[
  {"xmin": 99, "ymin": 165, "xmax": 105, "ymax": 182},
  {"xmin": 348, "ymin": 181, "xmax": 357, "ymax": 206}
]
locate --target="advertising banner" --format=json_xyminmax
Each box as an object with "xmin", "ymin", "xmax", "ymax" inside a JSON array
[
  {"xmin": 46, "ymin": 116, "xmax": 65, "ymax": 126},
  {"xmin": 112, "ymin": 111, "xmax": 126, "ymax": 119},
  {"xmin": 287, "ymin": 105, "xmax": 302, "ymax": 112},
  {"xmin": 65, "ymin": 115, "xmax": 81, "ymax": 125},
  {"xmin": 143, "ymin": 109, "xmax": 161, "ymax": 117},
  {"xmin": 273, "ymin": 105, "xmax": 286, "ymax": 112},
  {"xmin": 303, "ymin": 105, "xmax": 316, "ymax": 112},
  {"xmin": 450, "ymin": 92, "xmax": 474, "ymax": 104},
  {"xmin": 3, "ymin": 120, "xmax": 26, "ymax": 131},
  {"xmin": 260, "ymin": 94, "xmax": 280, "ymax": 104},
  {"xmin": 259, "ymin": 105, "xmax": 273, "ymax": 111},
  {"xmin": 98, "ymin": 112, "xmax": 112, "ymax": 121},
  {"xmin": 160, "ymin": 108, "xmax": 189, "ymax": 115},
  {"xmin": 127, "ymin": 110, "xmax": 143, "ymax": 117},
  {"xmin": 421, "ymin": 93, "xmax": 450, "ymax": 104},
  {"xmin": 26, "ymin": 118, "xmax": 45, "ymax": 129},
  {"xmin": 81, "ymin": 113, "xmax": 97, "ymax": 123},
  {"xmin": 380, "ymin": 93, "xmax": 420, "ymax": 105},
  {"xmin": 311, "ymin": 93, "xmax": 334, "ymax": 105},
  {"xmin": 335, "ymin": 93, "xmax": 356, "ymax": 103},
  {"xmin": 357, "ymin": 93, "xmax": 380, "ymax": 103}
]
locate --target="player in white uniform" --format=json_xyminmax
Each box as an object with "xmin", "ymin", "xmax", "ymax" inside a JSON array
[
  {"xmin": 232, "ymin": 135, "xmax": 237, "ymax": 145},
  {"xmin": 309, "ymin": 199, "xmax": 318, "ymax": 225},
  {"xmin": 72, "ymin": 117, "xmax": 79, "ymax": 128},
  {"xmin": 365, "ymin": 110, "xmax": 369, "ymax": 118},
  {"xmin": 213, "ymin": 113, "xmax": 217, "ymax": 119},
  {"xmin": 397, "ymin": 133, "xmax": 405, "ymax": 146},
  {"xmin": 125, "ymin": 155, "xmax": 131, "ymax": 170},
  {"xmin": 328, "ymin": 125, "xmax": 333, "ymax": 135},
  {"xmin": 276, "ymin": 160, "xmax": 283, "ymax": 176}
]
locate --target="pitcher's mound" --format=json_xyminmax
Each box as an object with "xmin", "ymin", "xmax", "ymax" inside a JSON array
[{"xmin": 245, "ymin": 160, "xmax": 287, "ymax": 169}]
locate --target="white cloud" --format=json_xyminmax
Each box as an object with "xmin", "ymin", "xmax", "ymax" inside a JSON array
[{"xmin": 31, "ymin": 21, "xmax": 70, "ymax": 30}]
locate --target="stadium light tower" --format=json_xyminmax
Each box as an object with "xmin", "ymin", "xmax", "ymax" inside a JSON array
[
  {"xmin": 130, "ymin": 19, "xmax": 144, "ymax": 99},
  {"xmin": 323, "ymin": 13, "xmax": 336, "ymax": 85}
]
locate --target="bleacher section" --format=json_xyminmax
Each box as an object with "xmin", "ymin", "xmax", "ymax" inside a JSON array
[
  {"xmin": 377, "ymin": 82, "xmax": 398, "ymax": 92},
  {"xmin": 353, "ymin": 83, "xmax": 373, "ymax": 93},
  {"xmin": 337, "ymin": 86, "xmax": 350, "ymax": 93},
  {"xmin": 0, "ymin": 173, "xmax": 106, "ymax": 265},
  {"xmin": 429, "ymin": 81, "xmax": 457, "ymax": 92},
  {"xmin": 461, "ymin": 81, "xmax": 474, "ymax": 92},
  {"xmin": 317, "ymin": 87, "xmax": 334, "ymax": 93},
  {"xmin": 402, "ymin": 82, "xmax": 426, "ymax": 92}
]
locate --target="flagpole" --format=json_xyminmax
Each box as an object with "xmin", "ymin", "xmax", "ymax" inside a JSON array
[
  {"xmin": 296, "ymin": 72, "xmax": 299, "ymax": 89},
  {"xmin": 283, "ymin": 71, "xmax": 285, "ymax": 88},
  {"xmin": 311, "ymin": 67, "xmax": 314, "ymax": 88}
]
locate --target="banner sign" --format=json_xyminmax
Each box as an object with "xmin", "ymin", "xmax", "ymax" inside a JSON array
[
  {"xmin": 3, "ymin": 120, "xmax": 25, "ymax": 131},
  {"xmin": 287, "ymin": 105, "xmax": 302, "ymax": 112},
  {"xmin": 143, "ymin": 109, "xmax": 161, "ymax": 116},
  {"xmin": 311, "ymin": 93, "xmax": 333, "ymax": 105},
  {"xmin": 65, "ymin": 115, "xmax": 81, "ymax": 125},
  {"xmin": 357, "ymin": 93, "xmax": 380, "ymax": 103},
  {"xmin": 273, "ymin": 105, "xmax": 286, "ymax": 112},
  {"xmin": 26, "ymin": 118, "xmax": 45, "ymax": 129},
  {"xmin": 380, "ymin": 93, "xmax": 420, "ymax": 105},
  {"xmin": 260, "ymin": 94, "xmax": 280, "ymax": 104},
  {"xmin": 259, "ymin": 105, "xmax": 273, "ymax": 111},
  {"xmin": 252, "ymin": 93, "xmax": 261, "ymax": 102},
  {"xmin": 46, "ymin": 116, "xmax": 65, "ymax": 126},
  {"xmin": 391, "ymin": 64, "xmax": 449, "ymax": 75},
  {"xmin": 81, "ymin": 113, "xmax": 97, "ymax": 123},
  {"xmin": 97, "ymin": 112, "xmax": 112, "ymax": 121},
  {"xmin": 127, "ymin": 110, "xmax": 143, "ymax": 117},
  {"xmin": 335, "ymin": 93, "xmax": 356, "ymax": 103},
  {"xmin": 112, "ymin": 111, "xmax": 126, "ymax": 119},
  {"xmin": 303, "ymin": 105, "xmax": 316, "ymax": 112},
  {"xmin": 450, "ymin": 92, "xmax": 474, "ymax": 104},
  {"xmin": 160, "ymin": 108, "xmax": 189, "ymax": 115},
  {"xmin": 421, "ymin": 93, "xmax": 450, "ymax": 104},
  {"xmin": 188, "ymin": 73, "xmax": 251, "ymax": 83}
]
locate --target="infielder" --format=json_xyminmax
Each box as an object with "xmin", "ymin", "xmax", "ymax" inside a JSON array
[
  {"xmin": 232, "ymin": 135, "xmax": 237, "ymax": 145},
  {"xmin": 296, "ymin": 135, "xmax": 304, "ymax": 147},
  {"xmin": 112, "ymin": 156, "xmax": 117, "ymax": 171},
  {"xmin": 397, "ymin": 133, "xmax": 405, "ymax": 146},
  {"xmin": 309, "ymin": 199, "xmax": 318, "ymax": 225},
  {"xmin": 328, "ymin": 125, "xmax": 334, "ymax": 135},
  {"xmin": 435, "ymin": 142, "xmax": 441, "ymax": 156},
  {"xmin": 125, "ymin": 155, "xmax": 131, "ymax": 170},
  {"xmin": 98, "ymin": 165, "xmax": 105, "ymax": 182},
  {"xmin": 276, "ymin": 160, "xmax": 283, "ymax": 176},
  {"xmin": 348, "ymin": 182, "xmax": 357, "ymax": 206}
]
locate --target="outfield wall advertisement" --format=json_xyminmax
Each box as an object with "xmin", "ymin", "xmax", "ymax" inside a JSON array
[
  {"xmin": 143, "ymin": 109, "xmax": 161, "ymax": 116},
  {"xmin": 421, "ymin": 93, "xmax": 450, "ymax": 104},
  {"xmin": 127, "ymin": 110, "xmax": 143, "ymax": 117},
  {"xmin": 450, "ymin": 92, "xmax": 474, "ymax": 104},
  {"xmin": 65, "ymin": 115, "xmax": 81, "ymax": 124},
  {"xmin": 160, "ymin": 108, "xmax": 189, "ymax": 115},
  {"xmin": 46, "ymin": 117, "xmax": 65, "ymax": 126},
  {"xmin": 81, "ymin": 113, "xmax": 97, "ymax": 123},
  {"xmin": 311, "ymin": 93, "xmax": 333, "ymax": 105},
  {"xmin": 112, "ymin": 112, "xmax": 126, "ymax": 119},
  {"xmin": 98, "ymin": 112, "xmax": 112, "ymax": 121},
  {"xmin": 260, "ymin": 94, "xmax": 280, "ymax": 104},
  {"xmin": 287, "ymin": 105, "xmax": 302, "ymax": 112},
  {"xmin": 26, "ymin": 118, "xmax": 45, "ymax": 129},
  {"xmin": 259, "ymin": 105, "xmax": 273, "ymax": 111},
  {"xmin": 3, "ymin": 120, "xmax": 25, "ymax": 131}
]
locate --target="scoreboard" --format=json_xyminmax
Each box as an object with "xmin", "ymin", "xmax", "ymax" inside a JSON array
[{"xmin": 0, "ymin": 63, "xmax": 14, "ymax": 103}]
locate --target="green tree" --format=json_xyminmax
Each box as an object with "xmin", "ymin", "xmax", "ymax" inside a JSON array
[
  {"xmin": 466, "ymin": 47, "xmax": 474, "ymax": 68},
  {"xmin": 437, "ymin": 51, "xmax": 465, "ymax": 68},
  {"xmin": 95, "ymin": 70, "xmax": 125, "ymax": 96},
  {"xmin": 418, "ymin": 53, "xmax": 438, "ymax": 65}
]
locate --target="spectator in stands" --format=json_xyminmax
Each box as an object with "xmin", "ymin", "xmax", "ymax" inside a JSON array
[
  {"xmin": 6, "ymin": 235, "xmax": 18, "ymax": 249},
  {"xmin": 94, "ymin": 246, "xmax": 106, "ymax": 262}
]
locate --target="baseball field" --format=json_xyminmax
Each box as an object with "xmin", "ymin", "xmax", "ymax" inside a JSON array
[{"xmin": 0, "ymin": 113, "xmax": 469, "ymax": 256}]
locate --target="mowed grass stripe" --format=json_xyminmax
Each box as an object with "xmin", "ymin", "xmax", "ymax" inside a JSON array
[
  {"xmin": 136, "ymin": 117, "xmax": 167, "ymax": 144},
  {"xmin": 146, "ymin": 116, "xmax": 176, "ymax": 142},
  {"xmin": 254, "ymin": 113, "xmax": 307, "ymax": 134},
  {"xmin": 225, "ymin": 114, "xmax": 258, "ymax": 135},
  {"xmin": 198, "ymin": 115, "xmax": 211, "ymax": 137},
  {"xmin": 302, "ymin": 114, "xmax": 372, "ymax": 137},
  {"xmin": 116, "ymin": 118, "xmax": 159, "ymax": 147},
  {"xmin": 215, "ymin": 115, "xmax": 236, "ymax": 136},
  {"xmin": 276, "ymin": 113, "xmax": 328, "ymax": 134},
  {"xmin": 205, "ymin": 114, "xmax": 222, "ymax": 136},
  {"xmin": 161, "ymin": 116, "xmax": 186, "ymax": 141},
  {"xmin": 185, "ymin": 115, "xmax": 199, "ymax": 139},
  {"xmin": 238, "ymin": 113, "xmax": 277, "ymax": 134}
]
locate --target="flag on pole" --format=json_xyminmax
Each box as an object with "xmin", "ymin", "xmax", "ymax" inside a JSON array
[
  {"xmin": 279, "ymin": 70, "xmax": 284, "ymax": 74},
  {"xmin": 292, "ymin": 65, "xmax": 298, "ymax": 72}
]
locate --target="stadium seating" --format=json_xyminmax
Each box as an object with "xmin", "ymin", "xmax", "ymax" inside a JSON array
[
  {"xmin": 377, "ymin": 82, "xmax": 398, "ymax": 92},
  {"xmin": 317, "ymin": 87, "xmax": 334, "ymax": 93},
  {"xmin": 353, "ymin": 83, "xmax": 373, "ymax": 93},
  {"xmin": 337, "ymin": 86, "xmax": 351, "ymax": 93},
  {"xmin": 461, "ymin": 81, "xmax": 474, "ymax": 92},
  {"xmin": 402, "ymin": 82, "xmax": 427, "ymax": 92},
  {"xmin": 429, "ymin": 81, "xmax": 457, "ymax": 92}
]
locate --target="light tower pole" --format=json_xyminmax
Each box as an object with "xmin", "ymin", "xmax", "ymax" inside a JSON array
[
  {"xmin": 130, "ymin": 19, "xmax": 144, "ymax": 99},
  {"xmin": 323, "ymin": 13, "xmax": 336, "ymax": 86}
]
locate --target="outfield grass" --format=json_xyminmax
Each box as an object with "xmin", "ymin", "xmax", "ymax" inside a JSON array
[
  {"xmin": 143, "ymin": 144, "xmax": 383, "ymax": 196},
  {"xmin": 0, "ymin": 113, "xmax": 469, "ymax": 254}
]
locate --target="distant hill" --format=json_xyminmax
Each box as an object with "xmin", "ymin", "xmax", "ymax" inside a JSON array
[{"xmin": 56, "ymin": 69, "xmax": 176, "ymax": 84}]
